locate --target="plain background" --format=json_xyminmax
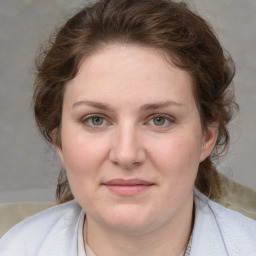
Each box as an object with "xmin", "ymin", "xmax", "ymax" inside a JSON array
[{"xmin": 0, "ymin": 0, "xmax": 255, "ymax": 203}]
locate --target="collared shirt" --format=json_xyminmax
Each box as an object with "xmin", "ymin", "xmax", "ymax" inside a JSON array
[
  {"xmin": 1, "ymin": 189, "xmax": 255, "ymax": 256},
  {"xmin": 77, "ymin": 211, "xmax": 94, "ymax": 256}
]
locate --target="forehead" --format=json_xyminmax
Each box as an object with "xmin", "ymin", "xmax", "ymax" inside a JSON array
[{"xmin": 64, "ymin": 43, "xmax": 195, "ymax": 109}]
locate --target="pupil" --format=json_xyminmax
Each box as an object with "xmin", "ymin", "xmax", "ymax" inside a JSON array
[
  {"xmin": 92, "ymin": 117, "xmax": 103, "ymax": 125},
  {"xmin": 154, "ymin": 117, "xmax": 165, "ymax": 126}
]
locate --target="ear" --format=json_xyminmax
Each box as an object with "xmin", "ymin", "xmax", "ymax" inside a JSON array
[
  {"xmin": 200, "ymin": 123, "xmax": 218, "ymax": 162},
  {"xmin": 52, "ymin": 128, "xmax": 64, "ymax": 162}
]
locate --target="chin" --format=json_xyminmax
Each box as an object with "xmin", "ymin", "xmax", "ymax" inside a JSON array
[{"xmin": 101, "ymin": 204, "xmax": 157, "ymax": 234}]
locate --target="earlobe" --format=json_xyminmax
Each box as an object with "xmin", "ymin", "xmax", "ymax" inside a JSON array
[
  {"xmin": 200, "ymin": 123, "xmax": 218, "ymax": 162},
  {"xmin": 55, "ymin": 145, "xmax": 64, "ymax": 162},
  {"xmin": 52, "ymin": 128, "xmax": 63, "ymax": 161}
]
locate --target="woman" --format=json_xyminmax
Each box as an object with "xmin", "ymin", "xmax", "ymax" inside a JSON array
[{"xmin": 0, "ymin": 0, "xmax": 255, "ymax": 255}]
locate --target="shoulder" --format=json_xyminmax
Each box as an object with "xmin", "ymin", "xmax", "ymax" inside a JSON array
[
  {"xmin": 192, "ymin": 190, "xmax": 256, "ymax": 256},
  {"xmin": 0, "ymin": 200, "xmax": 82, "ymax": 256},
  {"xmin": 207, "ymin": 196, "xmax": 256, "ymax": 234}
]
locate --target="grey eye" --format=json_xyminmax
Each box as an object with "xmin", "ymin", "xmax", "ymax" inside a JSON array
[
  {"xmin": 153, "ymin": 117, "xmax": 166, "ymax": 126},
  {"xmin": 91, "ymin": 116, "xmax": 104, "ymax": 126}
]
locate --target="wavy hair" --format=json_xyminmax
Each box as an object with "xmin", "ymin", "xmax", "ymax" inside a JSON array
[{"xmin": 33, "ymin": 0, "xmax": 238, "ymax": 204}]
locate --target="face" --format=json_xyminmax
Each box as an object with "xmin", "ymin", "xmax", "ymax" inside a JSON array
[{"xmin": 57, "ymin": 44, "xmax": 217, "ymax": 236}]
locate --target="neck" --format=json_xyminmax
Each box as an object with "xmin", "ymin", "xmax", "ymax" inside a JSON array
[{"xmin": 84, "ymin": 198, "xmax": 194, "ymax": 256}]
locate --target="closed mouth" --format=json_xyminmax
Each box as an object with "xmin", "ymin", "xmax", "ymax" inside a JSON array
[
  {"xmin": 102, "ymin": 178, "xmax": 154, "ymax": 186},
  {"xmin": 101, "ymin": 179, "xmax": 154, "ymax": 196}
]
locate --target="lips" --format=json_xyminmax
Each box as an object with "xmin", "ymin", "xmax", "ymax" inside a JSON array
[
  {"xmin": 102, "ymin": 179, "xmax": 154, "ymax": 196},
  {"xmin": 103, "ymin": 179, "xmax": 153, "ymax": 186}
]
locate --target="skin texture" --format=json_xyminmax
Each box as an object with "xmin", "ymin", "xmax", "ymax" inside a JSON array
[{"xmin": 57, "ymin": 44, "xmax": 217, "ymax": 256}]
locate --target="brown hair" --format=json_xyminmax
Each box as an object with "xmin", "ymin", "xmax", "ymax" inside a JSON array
[{"xmin": 33, "ymin": 0, "xmax": 238, "ymax": 204}]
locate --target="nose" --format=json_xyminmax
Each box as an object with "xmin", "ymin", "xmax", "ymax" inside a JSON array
[{"xmin": 109, "ymin": 123, "xmax": 146, "ymax": 169}]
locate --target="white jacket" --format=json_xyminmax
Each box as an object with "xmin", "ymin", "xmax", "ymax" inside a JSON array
[{"xmin": 0, "ymin": 190, "xmax": 255, "ymax": 256}]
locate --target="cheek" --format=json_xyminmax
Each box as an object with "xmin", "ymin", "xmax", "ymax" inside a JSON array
[
  {"xmin": 149, "ymin": 132, "xmax": 202, "ymax": 178},
  {"xmin": 59, "ymin": 125, "xmax": 109, "ymax": 178},
  {"xmin": 59, "ymin": 132, "xmax": 109, "ymax": 204}
]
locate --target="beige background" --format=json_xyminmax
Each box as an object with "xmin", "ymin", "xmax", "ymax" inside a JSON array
[{"xmin": 0, "ymin": 0, "xmax": 255, "ymax": 203}]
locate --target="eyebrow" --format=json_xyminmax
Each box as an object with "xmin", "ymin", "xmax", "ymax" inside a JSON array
[
  {"xmin": 72, "ymin": 100, "xmax": 114, "ymax": 112},
  {"xmin": 140, "ymin": 101, "xmax": 184, "ymax": 112},
  {"xmin": 72, "ymin": 100, "xmax": 184, "ymax": 112}
]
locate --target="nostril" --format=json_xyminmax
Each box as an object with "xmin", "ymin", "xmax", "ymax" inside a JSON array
[
  {"xmin": 112, "ymin": 161, "xmax": 119, "ymax": 166},
  {"xmin": 109, "ymin": 148, "xmax": 146, "ymax": 169}
]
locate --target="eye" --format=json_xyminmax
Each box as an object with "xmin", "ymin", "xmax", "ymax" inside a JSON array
[
  {"xmin": 82, "ymin": 114, "xmax": 108, "ymax": 127},
  {"xmin": 91, "ymin": 116, "xmax": 104, "ymax": 126},
  {"xmin": 152, "ymin": 116, "xmax": 166, "ymax": 126},
  {"xmin": 147, "ymin": 114, "xmax": 174, "ymax": 128}
]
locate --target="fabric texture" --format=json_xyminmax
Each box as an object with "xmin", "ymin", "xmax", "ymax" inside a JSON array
[
  {"xmin": 0, "ymin": 202, "xmax": 54, "ymax": 238},
  {"xmin": 0, "ymin": 190, "xmax": 255, "ymax": 256},
  {"xmin": 192, "ymin": 189, "xmax": 256, "ymax": 255},
  {"xmin": 0, "ymin": 200, "xmax": 81, "ymax": 256},
  {"xmin": 77, "ymin": 211, "xmax": 94, "ymax": 256},
  {"xmin": 214, "ymin": 174, "xmax": 256, "ymax": 220}
]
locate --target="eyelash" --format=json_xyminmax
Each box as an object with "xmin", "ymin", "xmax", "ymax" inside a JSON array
[
  {"xmin": 81, "ymin": 114, "xmax": 174, "ymax": 129},
  {"xmin": 146, "ymin": 114, "xmax": 174, "ymax": 128},
  {"xmin": 81, "ymin": 114, "xmax": 110, "ymax": 128}
]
